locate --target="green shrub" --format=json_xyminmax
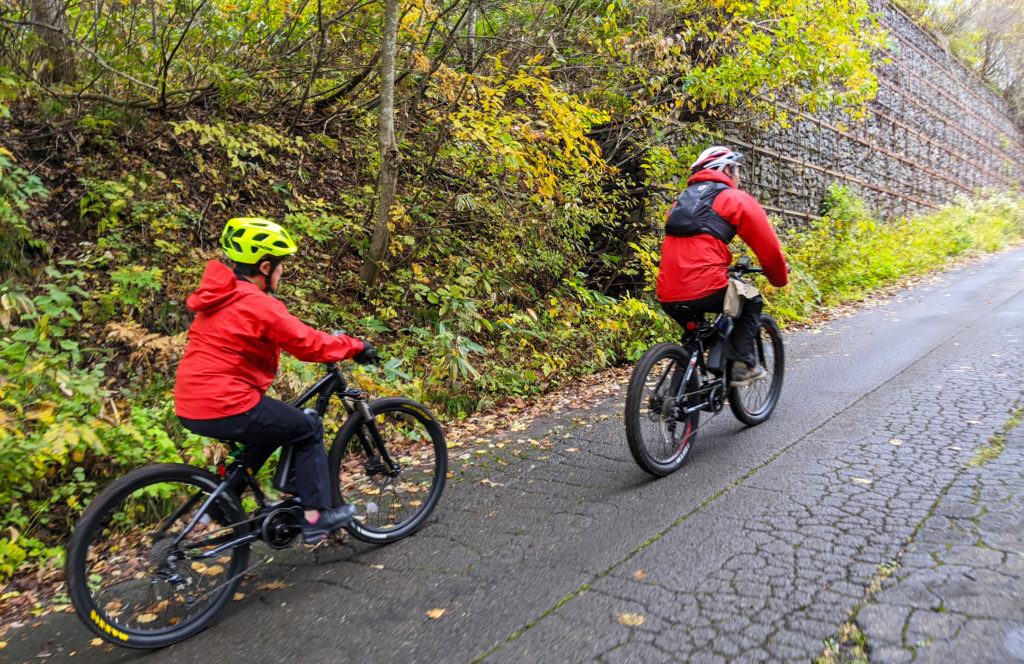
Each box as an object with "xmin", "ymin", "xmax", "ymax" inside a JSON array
[
  {"xmin": 769, "ymin": 187, "xmax": 1024, "ymax": 325},
  {"xmin": 0, "ymin": 271, "xmax": 207, "ymax": 579},
  {"xmin": 0, "ymin": 147, "xmax": 48, "ymax": 275}
]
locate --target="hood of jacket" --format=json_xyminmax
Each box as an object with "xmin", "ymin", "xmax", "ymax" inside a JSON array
[
  {"xmin": 186, "ymin": 260, "xmax": 251, "ymax": 313},
  {"xmin": 687, "ymin": 169, "xmax": 736, "ymax": 188}
]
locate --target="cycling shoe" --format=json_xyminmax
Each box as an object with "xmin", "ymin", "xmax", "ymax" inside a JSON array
[
  {"xmin": 729, "ymin": 362, "xmax": 766, "ymax": 387},
  {"xmin": 301, "ymin": 504, "xmax": 357, "ymax": 544}
]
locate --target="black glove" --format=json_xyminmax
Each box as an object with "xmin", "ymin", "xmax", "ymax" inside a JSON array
[{"xmin": 353, "ymin": 341, "xmax": 379, "ymax": 364}]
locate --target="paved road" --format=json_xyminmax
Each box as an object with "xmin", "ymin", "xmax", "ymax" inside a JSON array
[{"xmin": 6, "ymin": 245, "xmax": 1024, "ymax": 663}]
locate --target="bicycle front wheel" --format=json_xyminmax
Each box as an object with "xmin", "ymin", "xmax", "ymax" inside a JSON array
[
  {"xmin": 624, "ymin": 342, "xmax": 701, "ymax": 477},
  {"xmin": 329, "ymin": 397, "xmax": 447, "ymax": 543},
  {"xmin": 65, "ymin": 463, "xmax": 250, "ymax": 649},
  {"xmin": 729, "ymin": 314, "xmax": 785, "ymax": 425}
]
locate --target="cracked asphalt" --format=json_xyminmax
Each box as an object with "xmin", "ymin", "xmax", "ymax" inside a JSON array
[{"xmin": 5, "ymin": 244, "xmax": 1024, "ymax": 663}]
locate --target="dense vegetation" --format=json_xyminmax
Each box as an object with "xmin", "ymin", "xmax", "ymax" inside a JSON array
[{"xmin": 0, "ymin": 0, "xmax": 1022, "ymax": 592}]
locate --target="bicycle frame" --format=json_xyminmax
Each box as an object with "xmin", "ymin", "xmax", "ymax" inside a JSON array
[
  {"xmin": 670, "ymin": 314, "xmax": 729, "ymax": 416},
  {"xmin": 170, "ymin": 363, "xmax": 396, "ymax": 557}
]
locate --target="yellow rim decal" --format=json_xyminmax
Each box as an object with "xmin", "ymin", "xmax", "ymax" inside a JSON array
[
  {"xmin": 90, "ymin": 609, "xmax": 130, "ymax": 641},
  {"xmin": 401, "ymin": 404, "xmax": 431, "ymax": 421}
]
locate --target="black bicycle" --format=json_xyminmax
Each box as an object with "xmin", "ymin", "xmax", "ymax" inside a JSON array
[
  {"xmin": 65, "ymin": 361, "xmax": 447, "ymax": 648},
  {"xmin": 624, "ymin": 260, "xmax": 785, "ymax": 476}
]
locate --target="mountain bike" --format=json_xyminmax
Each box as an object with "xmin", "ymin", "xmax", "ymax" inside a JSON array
[
  {"xmin": 65, "ymin": 361, "xmax": 447, "ymax": 649},
  {"xmin": 624, "ymin": 260, "xmax": 785, "ymax": 476}
]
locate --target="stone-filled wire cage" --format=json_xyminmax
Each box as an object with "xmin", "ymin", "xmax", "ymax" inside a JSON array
[{"xmin": 722, "ymin": 0, "xmax": 1024, "ymax": 228}]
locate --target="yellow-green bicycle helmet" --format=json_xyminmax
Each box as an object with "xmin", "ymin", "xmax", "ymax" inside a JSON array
[{"xmin": 220, "ymin": 217, "xmax": 297, "ymax": 264}]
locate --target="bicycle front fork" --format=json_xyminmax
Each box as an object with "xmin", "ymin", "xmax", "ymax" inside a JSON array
[{"xmin": 355, "ymin": 400, "xmax": 399, "ymax": 477}]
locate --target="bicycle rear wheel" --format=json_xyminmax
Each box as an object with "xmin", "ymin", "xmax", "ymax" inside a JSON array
[
  {"xmin": 624, "ymin": 342, "xmax": 701, "ymax": 477},
  {"xmin": 729, "ymin": 314, "xmax": 785, "ymax": 425},
  {"xmin": 65, "ymin": 464, "xmax": 250, "ymax": 649},
  {"xmin": 329, "ymin": 397, "xmax": 447, "ymax": 543}
]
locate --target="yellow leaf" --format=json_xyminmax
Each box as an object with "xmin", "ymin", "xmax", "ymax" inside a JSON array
[
  {"xmin": 426, "ymin": 608, "xmax": 446, "ymax": 619},
  {"xmin": 233, "ymin": 593, "xmax": 245, "ymax": 601},
  {"xmin": 256, "ymin": 581, "xmax": 289, "ymax": 591},
  {"xmin": 90, "ymin": 638, "xmax": 104, "ymax": 646},
  {"xmin": 136, "ymin": 613, "xmax": 158, "ymax": 624},
  {"xmin": 617, "ymin": 612, "xmax": 645, "ymax": 627}
]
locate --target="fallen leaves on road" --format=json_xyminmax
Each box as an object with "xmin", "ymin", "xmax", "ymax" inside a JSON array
[
  {"xmin": 633, "ymin": 569, "xmax": 648, "ymax": 581},
  {"xmin": 441, "ymin": 368, "xmax": 631, "ymax": 452},
  {"xmin": 617, "ymin": 612, "xmax": 645, "ymax": 627},
  {"xmin": 426, "ymin": 608, "xmax": 446, "ymax": 619},
  {"xmin": 256, "ymin": 581, "xmax": 289, "ymax": 591}
]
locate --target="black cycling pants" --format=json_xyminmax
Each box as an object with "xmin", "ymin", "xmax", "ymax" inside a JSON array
[
  {"xmin": 661, "ymin": 286, "xmax": 763, "ymax": 368},
  {"xmin": 179, "ymin": 396, "xmax": 333, "ymax": 510}
]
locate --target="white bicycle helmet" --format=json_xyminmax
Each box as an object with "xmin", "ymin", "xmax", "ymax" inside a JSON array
[{"xmin": 690, "ymin": 146, "xmax": 743, "ymax": 173}]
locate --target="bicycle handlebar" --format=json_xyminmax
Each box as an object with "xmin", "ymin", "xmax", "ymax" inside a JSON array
[{"xmin": 729, "ymin": 257, "xmax": 762, "ymax": 276}]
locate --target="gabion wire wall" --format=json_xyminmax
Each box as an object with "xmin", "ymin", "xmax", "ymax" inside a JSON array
[{"xmin": 723, "ymin": 0, "xmax": 1024, "ymax": 227}]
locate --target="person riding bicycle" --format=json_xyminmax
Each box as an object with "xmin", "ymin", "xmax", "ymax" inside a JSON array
[
  {"xmin": 656, "ymin": 146, "xmax": 789, "ymax": 387},
  {"xmin": 174, "ymin": 217, "xmax": 379, "ymax": 543}
]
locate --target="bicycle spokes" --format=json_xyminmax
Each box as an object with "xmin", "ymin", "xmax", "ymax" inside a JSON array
[
  {"xmin": 332, "ymin": 398, "xmax": 447, "ymax": 543},
  {"xmin": 625, "ymin": 342, "xmax": 704, "ymax": 476},
  {"xmin": 75, "ymin": 476, "xmax": 248, "ymax": 639},
  {"xmin": 347, "ymin": 414, "xmax": 431, "ymax": 526}
]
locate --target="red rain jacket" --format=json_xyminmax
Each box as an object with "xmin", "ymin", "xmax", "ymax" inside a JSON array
[
  {"xmin": 174, "ymin": 260, "xmax": 364, "ymax": 419},
  {"xmin": 656, "ymin": 169, "xmax": 789, "ymax": 303}
]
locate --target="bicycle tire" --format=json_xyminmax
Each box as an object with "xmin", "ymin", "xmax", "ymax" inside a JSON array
[
  {"xmin": 728, "ymin": 314, "xmax": 785, "ymax": 425},
  {"xmin": 65, "ymin": 463, "xmax": 250, "ymax": 649},
  {"xmin": 328, "ymin": 397, "xmax": 447, "ymax": 543},
  {"xmin": 624, "ymin": 341, "xmax": 701, "ymax": 477}
]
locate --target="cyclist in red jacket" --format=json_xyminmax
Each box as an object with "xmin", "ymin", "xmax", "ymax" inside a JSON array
[
  {"xmin": 175, "ymin": 217, "xmax": 377, "ymax": 543},
  {"xmin": 657, "ymin": 146, "xmax": 789, "ymax": 386}
]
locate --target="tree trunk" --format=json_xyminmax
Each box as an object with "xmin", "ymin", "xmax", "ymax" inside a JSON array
[
  {"xmin": 464, "ymin": 4, "xmax": 478, "ymax": 70},
  {"xmin": 30, "ymin": 0, "xmax": 76, "ymax": 84},
  {"xmin": 359, "ymin": 0, "xmax": 401, "ymax": 287}
]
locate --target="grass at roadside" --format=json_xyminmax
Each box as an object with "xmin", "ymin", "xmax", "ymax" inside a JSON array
[{"xmin": 768, "ymin": 188, "xmax": 1024, "ymax": 325}]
